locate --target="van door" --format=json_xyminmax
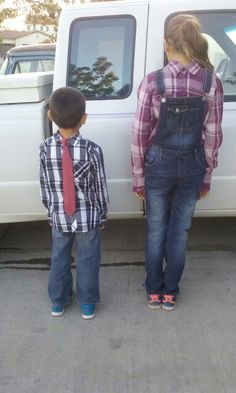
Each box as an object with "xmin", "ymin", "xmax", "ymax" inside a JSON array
[
  {"xmin": 146, "ymin": 3, "xmax": 236, "ymax": 216},
  {"xmin": 194, "ymin": 11, "xmax": 236, "ymax": 215},
  {"xmin": 54, "ymin": 3, "xmax": 149, "ymax": 218}
]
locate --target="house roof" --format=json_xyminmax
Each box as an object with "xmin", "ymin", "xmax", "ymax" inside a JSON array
[{"xmin": 0, "ymin": 30, "xmax": 50, "ymax": 39}]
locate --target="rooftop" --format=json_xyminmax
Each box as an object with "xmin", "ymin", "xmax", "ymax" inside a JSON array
[{"xmin": 0, "ymin": 30, "xmax": 50, "ymax": 39}]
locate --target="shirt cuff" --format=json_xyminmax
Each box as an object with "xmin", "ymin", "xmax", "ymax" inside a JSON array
[
  {"xmin": 132, "ymin": 176, "xmax": 145, "ymax": 192},
  {"xmin": 201, "ymin": 182, "xmax": 210, "ymax": 193},
  {"xmin": 202, "ymin": 169, "xmax": 212, "ymax": 193},
  {"xmin": 42, "ymin": 199, "xmax": 48, "ymax": 210},
  {"xmin": 100, "ymin": 216, "xmax": 107, "ymax": 225}
]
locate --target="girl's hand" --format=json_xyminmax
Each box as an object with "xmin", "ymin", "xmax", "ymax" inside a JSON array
[
  {"xmin": 135, "ymin": 190, "xmax": 145, "ymax": 200},
  {"xmin": 199, "ymin": 191, "xmax": 209, "ymax": 200}
]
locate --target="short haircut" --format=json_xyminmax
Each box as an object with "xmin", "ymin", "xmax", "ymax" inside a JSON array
[{"xmin": 49, "ymin": 87, "xmax": 86, "ymax": 128}]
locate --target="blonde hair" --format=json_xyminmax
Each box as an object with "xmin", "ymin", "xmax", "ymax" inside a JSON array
[{"xmin": 165, "ymin": 14, "xmax": 214, "ymax": 71}]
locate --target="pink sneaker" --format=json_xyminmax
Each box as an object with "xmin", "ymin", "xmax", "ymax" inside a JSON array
[
  {"xmin": 162, "ymin": 294, "xmax": 177, "ymax": 311},
  {"xmin": 147, "ymin": 294, "xmax": 162, "ymax": 310}
]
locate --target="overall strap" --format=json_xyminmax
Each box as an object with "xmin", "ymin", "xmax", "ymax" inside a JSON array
[
  {"xmin": 203, "ymin": 69, "xmax": 213, "ymax": 94},
  {"xmin": 156, "ymin": 69, "xmax": 166, "ymax": 96}
]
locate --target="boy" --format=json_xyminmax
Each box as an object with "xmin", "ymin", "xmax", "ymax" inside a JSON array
[{"xmin": 39, "ymin": 87, "xmax": 109, "ymax": 319}]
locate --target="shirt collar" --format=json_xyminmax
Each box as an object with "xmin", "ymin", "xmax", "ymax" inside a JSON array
[
  {"xmin": 167, "ymin": 60, "xmax": 201, "ymax": 76},
  {"xmin": 55, "ymin": 130, "xmax": 81, "ymax": 144}
]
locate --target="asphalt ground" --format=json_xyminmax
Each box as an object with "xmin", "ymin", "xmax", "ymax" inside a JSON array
[{"xmin": 0, "ymin": 218, "xmax": 236, "ymax": 393}]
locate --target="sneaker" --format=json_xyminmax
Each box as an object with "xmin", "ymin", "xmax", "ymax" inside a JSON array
[
  {"xmin": 80, "ymin": 304, "xmax": 96, "ymax": 320},
  {"xmin": 162, "ymin": 294, "xmax": 177, "ymax": 311},
  {"xmin": 51, "ymin": 293, "xmax": 73, "ymax": 317},
  {"xmin": 51, "ymin": 305, "xmax": 64, "ymax": 317},
  {"xmin": 147, "ymin": 294, "xmax": 162, "ymax": 310}
]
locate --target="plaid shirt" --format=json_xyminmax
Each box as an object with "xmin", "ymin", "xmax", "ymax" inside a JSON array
[
  {"xmin": 39, "ymin": 131, "xmax": 109, "ymax": 232},
  {"xmin": 131, "ymin": 60, "xmax": 223, "ymax": 193}
]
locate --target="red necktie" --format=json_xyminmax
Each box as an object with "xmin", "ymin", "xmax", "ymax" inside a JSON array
[{"xmin": 62, "ymin": 139, "xmax": 76, "ymax": 216}]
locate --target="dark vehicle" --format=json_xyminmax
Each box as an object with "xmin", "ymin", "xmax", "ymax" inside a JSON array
[{"xmin": 0, "ymin": 43, "xmax": 55, "ymax": 75}]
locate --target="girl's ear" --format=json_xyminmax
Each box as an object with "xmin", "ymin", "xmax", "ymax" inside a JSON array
[
  {"xmin": 164, "ymin": 39, "xmax": 170, "ymax": 54},
  {"xmin": 163, "ymin": 39, "xmax": 167, "ymax": 53},
  {"xmin": 164, "ymin": 39, "xmax": 172, "ymax": 61},
  {"xmin": 47, "ymin": 110, "xmax": 53, "ymax": 121}
]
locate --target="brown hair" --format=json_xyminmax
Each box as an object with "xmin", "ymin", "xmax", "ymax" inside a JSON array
[
  {"xmin": 49, "ymin": 87, "xmax": 86, "ymax": 129},
  {"xmin": 165, "ymin": 14, "xmax": 214, "ymax": 71}
]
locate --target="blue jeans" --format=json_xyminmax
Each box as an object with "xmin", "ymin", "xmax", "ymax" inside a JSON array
[
  {"xmin": 49, "ymin": 227, "xmax": 101, "ymax": 307},
  {"xmin": 144, "ymin": 145, "xmax": 206, "ymax": 295}
]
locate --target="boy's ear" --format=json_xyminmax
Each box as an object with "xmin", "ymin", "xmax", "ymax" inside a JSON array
[
  {"xmin": 81, "ymin": 113, "xmax": 88, "ymax": 125},
  {"xmin": 48, "ymin": 110, "xmax": 53, "ymax": 121}
]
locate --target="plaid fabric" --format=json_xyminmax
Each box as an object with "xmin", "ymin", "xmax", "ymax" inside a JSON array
[
  {"xmin": 131, "ymin": 60, "xmax": 224, "ymax": 193},
  {"xmin": 39, "ymin": 131, "xmax": 109, "ymax": 232}
]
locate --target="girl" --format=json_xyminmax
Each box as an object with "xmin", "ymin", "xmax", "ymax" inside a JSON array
[{"xmin": 131, "ymin": 14, "xmax": 223, "ymax": 311}]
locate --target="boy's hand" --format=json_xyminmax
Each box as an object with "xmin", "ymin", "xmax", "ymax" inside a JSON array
[
  {"xmin": 198, "ymin": 191, "xmax": 209, "ymax": 200},
  {"xmin": 135, "ymin": 190, "xmax": 145, "ymax": 200}
]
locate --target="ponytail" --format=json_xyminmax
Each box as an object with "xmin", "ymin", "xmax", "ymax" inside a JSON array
[{"xmin": 165, "ymin": 14, "xmax": 214, "ymax": 71}]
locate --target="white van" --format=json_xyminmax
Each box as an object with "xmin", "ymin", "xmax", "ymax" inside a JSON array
[{"xmin": 0, "ymin": 0, "xmax": 236, "ymax": 223}]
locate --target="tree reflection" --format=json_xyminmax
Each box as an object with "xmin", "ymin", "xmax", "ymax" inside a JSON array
[{"xmin": 68, "ymin": 56, "xmax": 129, "ymax": 98}]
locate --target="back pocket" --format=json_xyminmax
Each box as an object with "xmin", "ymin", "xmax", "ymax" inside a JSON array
[{"xmin": 144, "ymin": 145, "xmax": 160, "ymax": 167}]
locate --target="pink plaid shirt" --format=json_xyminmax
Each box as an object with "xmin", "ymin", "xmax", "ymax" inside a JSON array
[{"xmin": 131, "ymin": 60, "xmax": 223, "ymax": 193}]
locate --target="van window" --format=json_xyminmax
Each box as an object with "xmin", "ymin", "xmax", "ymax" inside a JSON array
[
  {"xmin": 166, "ymin": 12, "xmax": 236, "ymax": 101},
  {"xmin": 68, "ymin": 16, "xmax": 136, "ymax": 100}
]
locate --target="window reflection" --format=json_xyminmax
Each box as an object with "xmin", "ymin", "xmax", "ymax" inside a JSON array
[
  {"xmin": 69, "ymin": 56, "xmax": 119, "ymax": 98},
  {"xmin": 68, "ymin": 16, "xmax": 135, "ymax": 100},
  {"xmin": 197, "ymin": 13, "xmax": 236, "ymax": 97}
]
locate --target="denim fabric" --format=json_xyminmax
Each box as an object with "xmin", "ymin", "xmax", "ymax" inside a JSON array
[
  {"xmin": 145, "ymin": 146, "xmax": 206, "ymax": 294},
  {"xmin": 49, "ymin": 227, "xmax": 100, "ymax": 307},
  {"xmin": 144, "ymin": 75, "xmax": 209, "ymax": 295},
  {"xmin": 155, "ymin": 96, "xmax": 206, "ymax": 150}
]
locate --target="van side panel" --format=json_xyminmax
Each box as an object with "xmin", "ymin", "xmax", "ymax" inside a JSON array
[
  {"xmin": 55, "ymin": 2, "xmax": 149, "ymax": 217},
  {"xmin": 0, "ymin": 101, "xmax": 48, "ymax": 223}
]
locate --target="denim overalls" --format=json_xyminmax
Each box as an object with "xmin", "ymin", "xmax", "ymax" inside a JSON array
[{"xmin": 144, "ymin": 68, "xmax": 212, "ymax": 295}]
